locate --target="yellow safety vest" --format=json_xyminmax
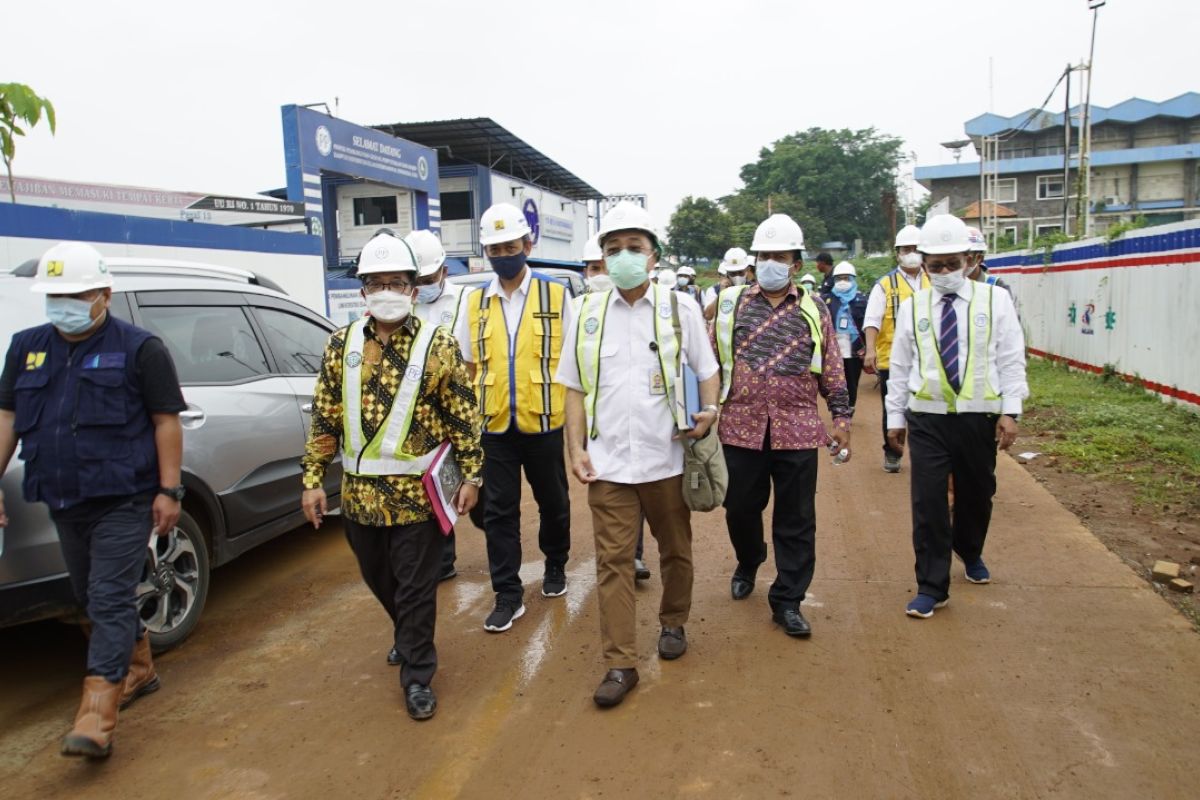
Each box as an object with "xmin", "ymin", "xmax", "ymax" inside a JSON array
[
  {"xmin": 875, "ymin": 269, "xmax": 930, "ymax": 370},
  {"xmin": 466, "ymin": 275, "xmax": 567, "ymax": 434},
  {"xmin": 341, "ymin": 317, "xmax": 440, "ymax": 475},
  {"xmin": 714, "ymin": 285, "xmax": 823, "ymax": 404},
  {"xmin": 909, "ymin": 284, "xmax": 1002, "ymax": 414},
  {"xmin": 574, "ymin": 284, "xmax": 685, "ymax": 439}
]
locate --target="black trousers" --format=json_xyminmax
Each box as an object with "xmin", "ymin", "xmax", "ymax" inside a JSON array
[
  {"xmin": 722, "ymin": 442, "xmax": 818, "ymax": 612},
  {"xmin": 906, "ymin": 411, "xmax": 998, "ymax": 601},
  {"xmin": 344, "ymin": 518, "xmax": 442, "ymax": 688},
  {"xmin": 843, "ymin": 357, "xmax": 863, "ymax": 409},
  {"xmin": 879, "ymin": 368, "xmax": 901, "ymax": 457},
  {"xmin": 481, "ymin": 427, "xmax": 571, "ymax": 603}
]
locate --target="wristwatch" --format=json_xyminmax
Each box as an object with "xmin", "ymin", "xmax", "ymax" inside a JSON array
[
  {"xmin": 701, "ymin": 404, "xmax": 719, "ymax": 414},
  {"xmin": 158, "ymin": 485, "xmax": 186, "ymax": 501},
  {"xmin": 463, "ymin": 477, "xmax": 483, "ymax": 488}
]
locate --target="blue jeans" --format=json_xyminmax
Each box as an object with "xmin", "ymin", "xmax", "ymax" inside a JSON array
[{"xmin": 54, "ymin": 495, "xmax": 152, "ymax": 683}]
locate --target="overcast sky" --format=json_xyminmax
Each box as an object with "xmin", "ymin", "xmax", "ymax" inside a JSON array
[{"xmin": 5, "ymin": 0, "xmax": 1194, "ymax": 232}]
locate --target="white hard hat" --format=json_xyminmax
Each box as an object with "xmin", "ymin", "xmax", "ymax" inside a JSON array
[
  {"xmin": 918, "ymin": 215, "xmax": 972, "ymax": 255},
  {"xmin": 656, "ymin": 268, "xmax": 677, "ymax": 287},
  {"xmin": 30, "ymin": 242, "xmax": 113, "ymax": 294},
  {"xmin": 721, "ymin": 247, "xmax": 749, "ymax": 272},
  {"xmin": 677, "ymin": 265, "xmax": 696, "ymax": 277},
  {"xmin": 894, "ymin": 224, "xmax": 922, "ymax": 248},
  {"xmin": 965, "ymin": 226, "xmax": 988, "ymax": 253},
  {"xmin": 357, "ymin": 232, "xmax": 418, "ymax": 276},
  {"xmin": 799, "ymin": 273, "xmax": 817, "ymax": 285},
  {"xmin": 479, "ymin": 203, "xmax": 532, "ymax": 246},
  {"xmin": 751, "ymin": 214, "xmax": 805, "ymax": 253},
  {"xmin": 404, "ymin": 229, "xmax": 446, "ymax": 278},
  {"xmin": 597, "ymin": 201, "xmax": 657, "ymax": 247},
  {"xmin": 582, "ymin": 233, "xmax": 603, "ymax": 262},
  {"xmin": 832, "ymin": 261, "xmax": 857, "ymax": 278}
]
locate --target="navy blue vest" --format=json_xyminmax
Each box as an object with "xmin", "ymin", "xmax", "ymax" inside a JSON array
[
  {"xmin": 820, "ymin": 290, "xmax": 869, "ymax": 355},
  {"xmin": 10, "ymin": 316, "xmax": 159, "ymax": 511}
]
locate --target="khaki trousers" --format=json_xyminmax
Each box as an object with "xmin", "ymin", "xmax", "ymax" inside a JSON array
[{"xmin": 589, "ymin": 476, "xmax": 693, "ymax": 669}]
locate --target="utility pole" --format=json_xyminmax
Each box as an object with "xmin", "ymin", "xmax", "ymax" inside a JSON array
[
  {"xmin": 1062, "ymin": 63, "xmax": 1072, "ymax": 235},
  {"xmin": 1079, "ymin": 1, "xmax": 1105, "ymax": 237}
]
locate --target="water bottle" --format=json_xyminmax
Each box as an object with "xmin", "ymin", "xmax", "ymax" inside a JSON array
[{"xmin": 828, "ymin": 442, "xmax": 849, "ymax": 465}]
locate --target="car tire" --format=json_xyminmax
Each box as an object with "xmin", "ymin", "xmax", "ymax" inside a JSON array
[{"xmin": 136, "ymin": 510, "xmax": 211, "ymax": 654}]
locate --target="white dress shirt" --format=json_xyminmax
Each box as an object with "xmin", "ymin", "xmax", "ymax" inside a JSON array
[
  {"xmin": 885, "ymin": 278, "xmax": 1028, "ymax": 429},
  {"xmin": 864, "ymin": 269, "xmax": 925, "ymax": 331},
  {"xmin": 454, "ymin": 268, "xmax": 575, "ymax": 363},
  {"xmin": 413, "ymin": 282, "xmax": 471, "ymax": 357},
  {"xmin": 556, "ymin": 288, "xmax": 719, "ymax": 484}
]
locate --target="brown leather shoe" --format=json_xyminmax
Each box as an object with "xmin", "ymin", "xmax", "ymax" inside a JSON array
[
  {"xmin": 120, "ymin": 635, "xmax": 160, "ymax": 710},
  {"xmin": 657, "ymin": 626, "xmax": 687, "ymax": 660},
  {"xmin": 593, "ymin": 668, "xmax": 639, "ymax": 708},
  {"xmin": 62, "ymin": 676, "xmax": 121, "ymax": 758}
]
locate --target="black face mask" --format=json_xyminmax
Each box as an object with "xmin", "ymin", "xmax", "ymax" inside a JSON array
[{"xmin": 489, "ymin": 252, "xmax": 527, "ymax": 280}]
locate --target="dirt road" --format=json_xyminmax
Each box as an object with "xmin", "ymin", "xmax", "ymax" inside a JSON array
[{"xmin": 3, "ymin": 392, "xmax": 1199, "ymax": 799}]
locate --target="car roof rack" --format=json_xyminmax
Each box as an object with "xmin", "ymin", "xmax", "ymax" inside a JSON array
[{"xmin": 8, "ymin": 257, "xmax": 288, "ymax": 295}]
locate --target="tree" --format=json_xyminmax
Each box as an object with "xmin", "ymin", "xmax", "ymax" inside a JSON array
[
  {"xmin": 666, "ymin": 196, "xmax": 731, "ymax": 262},
  {"xmin": 737, "ymin": 127, "xmax": 903, "ymax": 250},
  {"xmin": 722, "ymin": 191, "xmax": 827, "ymax": 257},
  {"xmin": 0, "ymin": 83, "xmax": 56, "ymax": 204}
]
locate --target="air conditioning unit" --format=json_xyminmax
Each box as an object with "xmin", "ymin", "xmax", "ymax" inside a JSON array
[{"xmin": 1102, "ymin": 195, "xmax": 1121, "ymax": 207}]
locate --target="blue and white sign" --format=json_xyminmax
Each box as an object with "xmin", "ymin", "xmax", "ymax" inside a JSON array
[
  {"xmin": 522, "ymin": 198, "xmax": 540, "ymax": 245},
  {"xmin": 542, "ymin": 213, "xmax": 574, "ymax": 242}
]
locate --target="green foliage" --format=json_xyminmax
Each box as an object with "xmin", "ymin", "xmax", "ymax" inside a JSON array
[
  {"xmin": 0, "ymin": 83, "xmax": 56, "ymax": 203},
  {"xmin": 666, "ymin": 195, "xmax": 731, "ymax": 262},
  {"xmin": 848, "ymin": 254, "xmax": 895, "ymax": 287},
  {"xmin": 1104, "ymin": 215, "xmax": 1149, "ymax": 242}
]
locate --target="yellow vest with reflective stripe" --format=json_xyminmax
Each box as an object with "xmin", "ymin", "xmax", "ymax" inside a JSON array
[
  {"xmin": 340, "ymin": 317, "xmax": 440, "ymax": 475},
  {"xmin": 466, "ymin": 275, "xmax": 567, "ymax": 434},
  {"xmin": 876, "ymin": 269, "xmax": 930, "ymax": 369},
  {"xmin": 714, "ymin": 285, "xmax": 823, "ymax": 404},
  {"xmin": 909, "ymin": 284, "xmax": 1002, "ymax": 414}
]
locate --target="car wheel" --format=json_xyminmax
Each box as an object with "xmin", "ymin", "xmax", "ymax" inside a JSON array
[{"xmin": 136, "ymin": 510, "xmax": 210, "ymax": 654}]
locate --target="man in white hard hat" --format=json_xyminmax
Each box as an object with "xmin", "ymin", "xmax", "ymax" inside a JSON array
[
  {"xmin": 0, "ymin": 242, "xmax": 186, "ymax": 758},
  {"xmin": 964, "ymin": 226, "xmax": 1012, "ymax": 294},
  {"xmin": 406, "ymin": 228, "xmax": 476, "ymax": 586},
  {"xmin": 863, "ymin": 224, "xmax": 930, "ymax": 473},
  {"xmin": 301, "ymin": 232, "xmax": 482, "ymax": 719},
  {"xmin": 713, "ymin": 214, "xmax": 851, "ymax": 638},
  {"xmin": 885, "ymin": 214, "xmax": 1027, "ymax": 619},
  {"xmin": 557, "ymin": 201, "xmax": 720, "ymax": 707},
  {"xmin": 820, "ymin": 261, "xmax": 870, "ymax": 409},
  {"xmin": 798, "ymin": 273, "xmax": 818, "ymax": 292},
  {"xmin": 454, "ymin": 203, "xmax": 574, "ymax": 633},
  {"xmin": 674, "ymin": 265, "xmax": 702, "ymax": 303},
  {"xmin": 704, "ymin": 247, "xmax": 750, "ymax": 321}
]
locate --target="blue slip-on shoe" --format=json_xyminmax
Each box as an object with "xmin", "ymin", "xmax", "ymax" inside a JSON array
[
  {"xmin": 964, "ymin": 559, "xmax": 991, "ymax": 584},
  {"xmin": 905, "ymin": 594, "xmax": 949, "ymax": 619}
]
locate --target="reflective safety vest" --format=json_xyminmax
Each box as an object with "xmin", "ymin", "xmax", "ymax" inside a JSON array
[
  {"xmin": 909, "ymin": 283, "xmax": 1002, "ymax": 414},
  {"xmin": 714, "ymin": 285, "xmax": 823, "ymax": 404},
  {"xmin": 413, "ymin": 282, "xmax": 472, "ymax": 339},
  {"xmin": 875, "ymin": 269, "xmax": 930, "ymax": 369},
  {"xmin": 341, "ymin": 317, "xmax": 440, "ymax": 476},
  {"xmin": 467, "ymin": 274, "xmax": 567, "ymax": 434},
  {"xmin": 574, "ymin": 283, "xmax": 685, "ymax": 439}
]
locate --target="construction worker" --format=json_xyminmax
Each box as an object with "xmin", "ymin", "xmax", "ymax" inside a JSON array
[
  {"xmin": 821, "ymin": 261, "xmax": 869, "ymax": 410},
  {"xmin": 0, "ymin": 242, "xmax": 186, "ymax": 758},
  {"xmin": 863, "ymin": 224, "xmax": 930, "ymax": 473},
  {"xmin": 557, "ymin": 201, "xmax": 720, "ymax": 707},
  {"xmin": 705, "ymin": 248, "xmax": 750, "ymax": 321},
  {"xmin": 885, "ymin": 214, "xmax": 1027, "ymax": 619},
  {"xmin": 453, "ymin": 203, "xmax": 574, "ymax": 633},
  {"xmin": 713, "ymin": 214, "xmax": 851, "ymax": 638},
  {"xmin": 674, "ymin": 265, "xmax": 702, "ymax": 303},
  {"xmin": 407, "ymin": 228, "xmax": 475, "ymax": 584},
  {"xmin": 301, "ymin": 232, "xmax": 482, "ymax": 720},
  {"xmin": 799, "ymin": 273, "xmax": 818, "ymax": 292},
  {"xmin": 965, "ymin": 226, "xmax": 1013, "ymax": 293}
]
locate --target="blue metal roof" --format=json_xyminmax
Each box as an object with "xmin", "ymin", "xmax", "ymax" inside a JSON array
[
  {"xmin": 915, "ymin": 142, "xmax": 1200, "ymax": 183},
  {"xmin": 963, "ymin": 92, "xmax": 1200, "ymax": 137}
]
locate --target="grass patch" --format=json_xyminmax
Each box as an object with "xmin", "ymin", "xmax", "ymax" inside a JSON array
[{"xmin": 1023, "ymin": 357, "xmax": 1200, "ymax": 510}]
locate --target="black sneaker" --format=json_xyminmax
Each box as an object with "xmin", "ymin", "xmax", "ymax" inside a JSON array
[
  {"xmin": 541, "ymin": 565, "xmax": 567, "ymax": 597},
  {"xmin": 483, "ymin": 598, "xmax": 525, "ymax": 632}
]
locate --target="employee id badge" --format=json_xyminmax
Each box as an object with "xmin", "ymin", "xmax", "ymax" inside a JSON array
[
  {"xmin": 838, "ymin": 317, "xmax": 850, "ymax": 330},
  {"xmin": 649, "ymin": 369, "xmax": 667, "ymax": 396}
]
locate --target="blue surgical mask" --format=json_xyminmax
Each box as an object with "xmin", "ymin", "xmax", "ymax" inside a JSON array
[
  {"xmin": 416, "ymin": 282, "xmax": 444, "ymax": 304},
  {"xmin": 46, "ymin": 295, "xmax": 100, "ymax": 335},
  {"xmin": 605, "ymin": 250, "xmax": 650, "ymax": 290},
  {"xmin": 755, "ymin": 259, "xmax": 792, "ymax": 292},
  {"xmin": 489, "ymin": 252, "xmax": 527, "ymax": 280}
]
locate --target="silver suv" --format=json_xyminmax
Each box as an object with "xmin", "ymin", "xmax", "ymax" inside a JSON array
[{"xmin": 0, "ymin": 259, "xmax": 341, "ymax": 651}]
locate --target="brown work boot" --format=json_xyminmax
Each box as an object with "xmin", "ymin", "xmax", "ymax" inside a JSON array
[
  {"xmin": 593, "ymin": 668, "xmax": 639, "ymax": 708},
  {"xmin": 120, "ymin": 635, "xmax": 161, "ymax": 710},
  {"xmin": 61, "ymin": 676, "xmax": 121, "ymax": 758}
]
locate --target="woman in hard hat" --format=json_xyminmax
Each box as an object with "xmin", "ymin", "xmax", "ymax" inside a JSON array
[{"xmin": 820, "ymin": 262, "xmax": 869, "ymax": 409}]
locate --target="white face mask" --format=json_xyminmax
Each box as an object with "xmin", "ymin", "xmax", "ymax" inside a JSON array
[
  {"xmin": 365, "ymin": 290, "xmax": 413, "ymax": 322},
  {"xmin": 586, "ymin": 274, "xmax": 614, "ymax": 293},
  {"xmin": 755, "ymin": 259, "xmax": 792, "ymax": 292},
  {"xmin": 729, "ymin": 274, "xmax": 746, "ymax": 286},
  {"xmin": 930, "ymin": 268, "xmax": 967, "ymax": 294},
  {"xmin": 898, "ymin": 252, "xmax": 923, "ymax": 271}
]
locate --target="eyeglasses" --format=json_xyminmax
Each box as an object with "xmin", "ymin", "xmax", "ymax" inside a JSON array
[
  {"xmin": 362, "ymin": 279, "xmax": 415, "ymax": 294},
  {"xmin": 923, "ymin": 261, "xmax": 963, "ymax": 274}
]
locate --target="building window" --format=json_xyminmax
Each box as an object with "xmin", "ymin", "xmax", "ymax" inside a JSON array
[
  {"xmin": 1036, "ymin": 223, "xmax": 1063, "ymax": 238},
  {"xmin": 1036, "ymin": 175, "xmax": 1073, "ymax": 200},
  {"xmin": 440, "ymin": 190, "xmax": 474, "ymax": 222},
  {"xmin": 352, "ymin": 195, "xmax": 398, "ymax": 227},
  {"xmin": 985, "ymin": 178, "xmax": 1017, "ymax": 203},
  {"xmin": 1001, "ymin": 225, "xmax": 1018, "ymax": 243}
]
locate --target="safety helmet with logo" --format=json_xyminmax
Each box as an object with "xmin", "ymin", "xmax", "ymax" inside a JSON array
[
  {"xmin": 479, "ymin": 203, "xmax": 532, "ymax": 246},
  {"xmin": 918, "ymin": 214, "xmax": 972, "ymax": 255},
  {"xmin": 750, "ymin": 214, "xmax": 805, "ymax": 253},
  {"xmin": 832, "ymin": 261, "xmax": 857, "ymax": 278},
  {"xmin": 403, "ymin": 229, "xmax": 446, "ymax": 278},
  {"xmin": 30, "ymin": 242, "xmax": 113, "ymax": 295},
  {"xmin": 356, "ymin": 232, "xmax": 419, "ymax": 276},
  {"xmin": 597, "ymin": 201, "xmax": 659, "ymax": 249},
  {"xmin": 677, "ymin": 265, "xmax": 697, "ymax": 277},
  {"xmin": 720, "ymin": 247, "xmax": 750, "ymax": 273},
  {"xmin": 582, "ymin": 233, "xmax": 603, "ymax": 263},
  {"xmin": 894, "ymin": 224, "xmax": 922, "ymax": 248},
  {"xmin": 965, "ymin": 226, "xmax": 988, "ymax": 253}
]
